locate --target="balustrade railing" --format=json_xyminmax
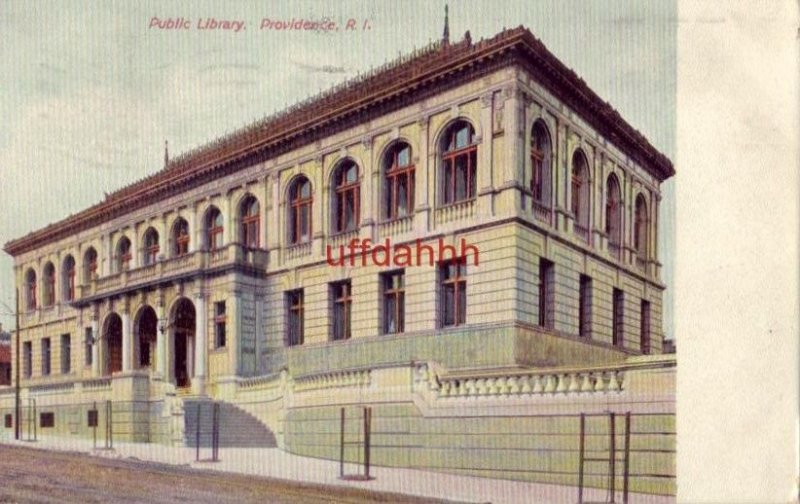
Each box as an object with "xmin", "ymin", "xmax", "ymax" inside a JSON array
[
  {"xmin": 574, "ymin": 223, "xmax": 590, "ymax": 242},
  {"xmin": 435, "ymin": 199, "xmax": 475, "ymax": 225},
  {"xmin": 379, "ymin": 215, "xmax": 413, "ymax": 237},
  {"xmin": 532, "ymin": 200, "xmax": 551, "ymax": 224},
  {"xmin": 285, "ymin": 242, "xmax": 312, "ymax": 261}
]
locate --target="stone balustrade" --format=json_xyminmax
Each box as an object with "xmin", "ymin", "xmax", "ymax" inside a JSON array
[
  {"xmin": 293, "ymin": 369, "xmax": 371, "ymax": 392},
  {"xmin": 414, "ymin": 362, "xmax": 628, "ymax": 400},
  {"xmin": 434, "ymin": 199, "xmax": 476, "ymax": 225},
  {"xmin": 378, "ymin": 215, "xmax": 414, "ymax": 237}
]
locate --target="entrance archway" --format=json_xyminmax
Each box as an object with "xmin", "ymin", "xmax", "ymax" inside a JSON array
[
  {"xmin": 170, "ymin": 298, "xmax": 195, "ymax": 388},
  {"xmin": 135, "ymin": 306, "xmax": 158, "ymax": 369},
  {"xmin": 103, "ymin": 313, "xmax": 123, "ymax": 376}
]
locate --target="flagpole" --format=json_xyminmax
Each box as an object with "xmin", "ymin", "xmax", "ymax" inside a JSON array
[{"xmin": 15, "ymin": 287, "xmax": 20, "ymax": 440}]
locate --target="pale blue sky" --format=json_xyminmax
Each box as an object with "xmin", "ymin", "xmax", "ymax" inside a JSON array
[{"xmin": 0, "ymin": 0, "xmax": 675, "ymax": 337}]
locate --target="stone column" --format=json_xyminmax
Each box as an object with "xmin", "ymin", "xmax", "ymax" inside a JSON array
[
  {"xmin": 91, "ymin": 317, "xmax": 100, "ymax": 377},
  {"xmin": 415, "ymin": 115, "xmax": 431, "ymax": 232},
  {"xmin": 228, "ymin": 292, "xmax": 241, "ymax": 376},
  {"xmin": 130, "ymin": 225, "xmax": 139, "ymax": 268},
  {"xmin": 190, "ymin": 204, "xmax": 200, "ymax": 253},
  {"xmin": 156, "ymin": 296, "xmax": 166, "ymax": 378},
  {"xmin": 193, "ymin": 293, "xmax": 206, "ymax": 395},
  {"xmin": 121, "ymin": 304, "xmax": 132, "ymax": 373},
  {"xmin": 260, "ymin": 176, "xmax": 269, "ymax": 250},
  {"xmin": 223, "ymin": 192, "xmax": 233, "ymax": 245},
  {"xmin": 477, "ymin": 92, "xmax": 495, "ymax": 218},
  {"xmin": 561, "ymin": 125, "xmax": 573, "ymax": 233}
]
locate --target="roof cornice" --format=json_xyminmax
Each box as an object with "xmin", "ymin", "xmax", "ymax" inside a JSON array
[{"xmin": 4, "ymin": 26, "xmax": 674, "ymax": 257}]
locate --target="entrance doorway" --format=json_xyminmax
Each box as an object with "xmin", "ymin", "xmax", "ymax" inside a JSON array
[
  {"xmin": 135, "ymin": 306, "xmax": 158, "ymax": 369},
  {"xmin": 104, "ymin": 313, "xmax": 123, "ymax": 375},
  {"xmin": 171, "ymin": 298, "xmax": 195, "ymax": 388}
]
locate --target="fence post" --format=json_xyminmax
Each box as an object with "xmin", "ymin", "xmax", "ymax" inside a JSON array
[
  {"xmin": 339, "ymin": 408, "xmax": 345, "ymax": 478},
  {"xmin": 195, "ymin": 403, "xmax": 201, "ymax": 462},
  {"xmin": 212, "ymin": 402, "xmax": 220, "ymax": 462},
  {"xmin": 623, "ymin": 412, "xmax": 631, "ymax": 504},
  {"xmin": 578, "ymin": 413, "xmax": 585, "ymax": 504},
  {"xmin": 364, "ymin": 407, "xmax": 371, "ymax": 479},
  {"xmin": 609, "ymin": 412, "xmax": 616, "ymax": 503},
  {"xmin": 92, "ymin": 401, "xmax": 97, "ymax": 449},
  {"xmin": 32, "ymin": 399, "xmax": 37, "ymax": 442}
]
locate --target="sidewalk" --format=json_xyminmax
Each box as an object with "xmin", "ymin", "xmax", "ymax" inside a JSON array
[{"xmin": 0, "ymin": 436, "xmax": 674, "ymax": 504}]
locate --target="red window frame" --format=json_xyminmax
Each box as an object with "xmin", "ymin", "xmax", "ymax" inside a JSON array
[
  {"xmin": 44, "ymin": 266, "xmax": 55, "ymax": 307},
  {"xmin": 66, "ymin": 262, "xmax": 75, "ymax": 302},
  {"xmin": 289, "ymin": 179, "xmax": 313, "ymax": 245},
  {"xmin": 385, "ymin": 145, "xmax": 415, "ymax": 220},
  {"xmin": 206, "ymin": 209, "xmax": 224, "ymax": 251},
  {"xmin": 634, "ymin": 198, "xmax": 648, "ymax": 256},
  {"xmin": 382, "ymin": 271, "xmax": 405, "ymax": 334},
  {"xmin": 174, "ymin": 220, "xmax": 190, "ymax": 256},
  {"xmin": 118, "ymin": 239, "xmax": 132, "ymax": 271},
  {"xmin": 287, "ymin": 290, "xmax": 304, "ymax": 346},
  {"xmin": 440, "ymin": 257, "xmax": 467, "ymax": 327},
  {"xmin": 538, "ymin": 259, "xmax": 554, "ymax": 329},
  {"xmin": 331, "ymin": 281, "xmax": 352, "ymax": 341},
  {"xmin": 441, "ymin": 123, "xmax": 477, "ymax": 205},
  {"xmin": 214, "ymin": 301, "xmax": 227, "ymax": 348},
  {"xmin": 571, "ymin": 169, "xmax": 582, "ymax": 222},
  {"xmin": 240, "ymin": 198, "xmax": 260, "ymax": 249},
  {"xmin": 333, "ymin": 162, "xmax": 360, "ymax": 233},
  {"xmin": 144, "ymin": 231, "xmax": 159, "ymax": 265},
  {"xmin": 26, "ymin": 272, "xmax": 37, "ymax": 310}
]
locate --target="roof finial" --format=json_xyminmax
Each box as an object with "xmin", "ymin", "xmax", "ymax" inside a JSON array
[
  {"xmin": 442, "ymin": 4, "xmax": 450, "ymax": 45},
  {"xmin": 164, "ymin": 140, "xmax": 169, "ymax": 167}
]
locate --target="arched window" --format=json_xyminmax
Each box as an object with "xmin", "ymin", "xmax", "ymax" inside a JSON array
[
  {"xmin": 606, "ymin": 174, "xmax": 622, "ymax": 258},
  {"xmin": 383, "ymin": 142, "xmax": 415, "ymax": 220},
  {"xmin": 634, "ymin": 195, "xmax": 649, "ymax": 258},
  {"xmin": 332, "ymin": 161, "xmax": 360, "ymax": 233},
  {"xmin": 116, "ymin": 237, "xmax": 132, "ymax": 272},
  {"xmin": 288, "ymin": 176, "xmax": 313, "ymax": 245},
  {"xmin": 205, "ymin": 207, "xmax": 224, "ymax": 251},
  {"xmin": 143, "ymin": 228, "xmax": 160, "ymax": 265},
  {"xmin": 83, "ymin": 247, "xmax": 98, "ymax": 283},
  {"xmin": 62, "ymin": 255, "xmax": 76, "ymax": 302},
  {"xmin": 172, "ymin": 218, "xmax": 190, "ymax": 256},
  {"xmin": 43, "ymin": 262, "xmax": 55, "ymax": 306},
  {"xmin": 239, "ymin": 196, "xmax": 260, "ymax": 248},
  {"xmin": 571, "ymin": 151, "xmax": 590, "ymax": 241},
  {"xmin": 440, "ymin": 120, "xmax": 477, "ymax": 205},
  {"xmin": 25, "ymin": 268, "xmax": 37, "ymax": 310},
  {"xmin": 530, "ymin": 120, "xmax": 552, "ymax": 220}
]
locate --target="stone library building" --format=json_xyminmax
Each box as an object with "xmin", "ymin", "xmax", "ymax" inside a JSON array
[{"xmin": 0, "ymin": 26, "xmax": 676, "ymax": 495}]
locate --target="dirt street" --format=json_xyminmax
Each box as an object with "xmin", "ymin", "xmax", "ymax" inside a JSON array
[{"xmin": 0, "ymin": 445, "xmax": 452, "ymax": 504}]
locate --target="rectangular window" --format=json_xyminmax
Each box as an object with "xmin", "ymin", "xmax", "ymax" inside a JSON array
[
  {"xmin": 579, "ymin": 275, "xmax": 592, "ymax": 338},
  {"xmin": 613, "ymin": 288, "xmax": 624, "ymax": 347},
  {"xmin": 286, "ymin": 290, "xmax": 304, "ymax": 346},
  {"xmin": 87, "ymin": 409, "xmax": 98, "ymax": 428},
  {"xmin": 40, "ymin": 412, "xmax": 55, "ymax": 428},
  {"xmin": 84, "ymin": 327, "xmax": 93, "ymax": 367},
  {"xmin": 4, "ymin": 414, "xmax": 11, "ymax": 429},
  {"xmin": 640, "ymin": 300, "xmax": 651, "ymax": 354},
  {"xmin": 538, "ymin": 259, "xmax": 554, "ymax": 329},
  {"xmin": 60, "ymin": 334, "xmax": 71, "ymax": 374},
  {"xmin": 440, "ymin": 258, "xmax": 467, "ymax": 327},
  {"xmin": 331, "ymin": 281, "xmax": 352, "ymax": 341},
  {"xmin": 382, "ymin": 271, "xmax": 405, "ymax": 334},
  {"xmin": 214, "ymin": 301, "xmax": 227, "ymax": 348},
  {"xmin": 23, "ymin": 341, "xmax": 32, "ymax": 378},
  {"xmin": 42, "ymin": 338, "xmax": 51, "ymax": 376}
]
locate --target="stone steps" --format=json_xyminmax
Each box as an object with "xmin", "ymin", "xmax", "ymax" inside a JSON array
[{"xmin": 183, "ymin": 399, "xmax": 276, "ymax": 448}]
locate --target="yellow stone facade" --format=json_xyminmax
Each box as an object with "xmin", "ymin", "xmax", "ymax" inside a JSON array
[{"xmin": 0, "ymin": 29, "xmax": 674, "ymax": 494}]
